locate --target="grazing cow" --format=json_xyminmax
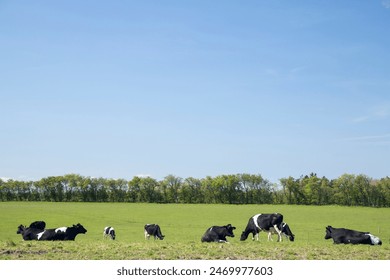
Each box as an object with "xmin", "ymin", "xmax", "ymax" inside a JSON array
[
  {"xmin": 38, "ymin": 223, "xmax": 87, "ymax": 241},
  {"xmin": 16, "ymin": 220, "xmax": 47, "ymax": 240},
  {"xmin": 144, "ymin": 224, "xmax": 165, "ymax": 240},
  {"xmin": 240, "ymin": 213, "xmax": 284, "ymax": 242},
  {"xmin": 103, "ymin": 226, "xmax": 116, "ymax": 240},
  {"xmin": 267, "ymin": 222, "xmax": 295, "ymax": 242},
  {"xmin": 325, "ymin": 226, "xmax": 382, "ymax": 245},
  {"xmin": 201, "ymin": 224, "xmax": 236, "ymax": 243}
]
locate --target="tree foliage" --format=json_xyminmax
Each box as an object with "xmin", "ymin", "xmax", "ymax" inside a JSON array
[{"xmin": 1, "ymin": 173, "xmax": 389, "ymax": 207}]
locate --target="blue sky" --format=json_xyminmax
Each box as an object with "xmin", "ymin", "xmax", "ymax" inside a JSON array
[{"xmin": 1, "ymin": 1, "xmax": 389, "ymax": 183}]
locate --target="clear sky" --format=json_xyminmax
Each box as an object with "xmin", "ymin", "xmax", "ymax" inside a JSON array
[{"xmin": 1, "ymin": 1, "xmax": 389, "ymax": 183}]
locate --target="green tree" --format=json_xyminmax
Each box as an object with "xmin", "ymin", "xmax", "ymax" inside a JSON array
[{"xmin": 180, "ymin": 177, "xmax": 203, "ymax": 203}]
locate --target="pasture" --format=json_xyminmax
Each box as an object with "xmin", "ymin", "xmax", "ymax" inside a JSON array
[{"xmin": 1, "ymin": 202, "xmax": 389, "ymax": 260}]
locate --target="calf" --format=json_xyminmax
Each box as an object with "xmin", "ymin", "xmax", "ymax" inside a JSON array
[
  {"xmin": 144, "ymin": 224, "xmax": 165, "ymax": 240},
  {"xmin": 103, "ymin": 226, "xmax": 116, "ymax": 240},
  {"xmin": 201, "ymin": 224, "xmax": 236, "ymax": 243},
  {"xmin": 325, "ymin": 226, "xmax": 382, "ymax": 245},
  {"xmin": 38, "ymin": 223, "xmax": 87, "ymax": 241},
  {"xmin": 240, "ymin": 213, "xmax": 284, "ymax": 242}
]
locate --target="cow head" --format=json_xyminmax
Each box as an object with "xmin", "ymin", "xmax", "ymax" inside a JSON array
[
  {"xmin": 281, "ymin": 223, "xmax": 295, "ymax": 241},
  {"xmin": 366, "ymin": 234, "xmax": 382, "ymax": 245},
  {"xmin": 240, "ymin": 231, "xmax": 249, "ymax": 241},
  {"xmin": 324, "ymin": 226, "xmax": 333, "ymax": 239},
  {"xmin": 110, "ymin": 230, "xmax": 116, "ymax": 240},
  {"xmin": 224, "ymin": 224, "xmax": 236, "ymax": 237},
  {"xmin": 16, "ymin": 225, "xmax": 26, "ymax": 234},
  {"xmin": 74, "ymin": 223, "xmax": 87, "ymax": 234}
]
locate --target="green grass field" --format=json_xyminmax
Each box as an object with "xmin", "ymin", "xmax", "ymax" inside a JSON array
[{"xmin": 1, "ymin": 202, "xmax": 389, "ymax": 260}]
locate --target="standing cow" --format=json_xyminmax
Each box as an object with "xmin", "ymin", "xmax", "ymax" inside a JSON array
[
  {"xmin": 268, "ymin": 222, "xmax": 295, "ymax": 242},
  {"xmin": 240, "ymin": 213, "xmax": 286, "ymax": 242},
  {"xmin": 325, "ymin": 226, "xmax": 382, "ymax": 245},
  {"xmin": 201, "ymin": 224, "xmax": 236, "ymax": 243},
  {"xmin": 144, "ymin": 224, "xmax": 165, "ymax": 240},
  {"xmin": 103, "ymin": 226, "xmax": 116, "ymax": 240}
]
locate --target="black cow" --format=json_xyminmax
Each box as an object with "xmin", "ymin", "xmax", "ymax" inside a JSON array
[
  {"xmin": 29, "ymin": 221, "xmax": 46, "ymax": 230},
  {"xmin": 103, "ymin": 226, "xmax": 116, "ymax": 240},
  {"xmin": 201, "ymin": 224, "xmax": 236, "ymax": 243},
  {"xmin": 16, "ymin": 220, "xmax": 47, "ymax": 240},
  {"xmin": 240, "ymin": 213, "xmax": 285, "ymax": 242},
  {"xmin": 325, "ymin": 226, "xmax": 382, "ymax": 245},
  {"xmin": 17, "ymin": 225, "xmax": 43, "ymax": 240},
  {"xmin": 144, "ymin": 224, "xmax": 165, "ymax": 240},
  {"xmin": 38, "ymin": 223, "xmax": 87, "ymax": 241}
]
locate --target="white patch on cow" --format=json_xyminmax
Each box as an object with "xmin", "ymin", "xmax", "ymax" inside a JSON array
[
  {"xmin": 55, "ymin": 227, "xmax": 67, "ymax": 233},
  {"xmin": 366, "ymin": 233, "xmax": 381, "ymax": 245},
  {"xmin": 267, "ymin": 227, "xmax": 278, "ymax": 241},
  {"xmin": 273, "ymin": 224, "xmax": 282, "ymax": 242},
  {"xmin": 37, "ymin": 231, "xmax": 45, "ymax": 240},
  {"xmin": 252, "ymin": 214, "xmax": 262, "ymax": 230},
  {"xmin": 251, "ymin": 214, "xmax": 263, "ymax": 241},
  {"xmin": 103, "ymin": 227, "xmax": 115, "ymax": 239}
]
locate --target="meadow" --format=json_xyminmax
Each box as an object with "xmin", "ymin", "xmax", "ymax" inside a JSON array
[{"xmin": 0, "ymin": 202, "xmax": 389, "ymax": 260}]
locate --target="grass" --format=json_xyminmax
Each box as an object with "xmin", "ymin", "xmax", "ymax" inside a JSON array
[{"xmin": 0, "ymin": 202, "xmax": 389, "ymax": 260}]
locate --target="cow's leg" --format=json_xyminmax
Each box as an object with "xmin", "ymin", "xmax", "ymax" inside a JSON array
[
  {"xmin": 267, "ymin": 231, "xmax": 274, "ymax": 241},
  {"xmin": 273, "ymin": 225, "xmax": 282, "ymax": 242}
]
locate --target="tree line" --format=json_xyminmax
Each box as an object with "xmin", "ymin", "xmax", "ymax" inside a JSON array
[{"xmin": 1, "ymin": 173, "xmax": 389, "ymax": 207}]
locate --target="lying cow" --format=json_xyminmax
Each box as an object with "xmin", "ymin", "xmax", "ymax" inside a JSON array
[
  {"xmin": 103, "ymin": 226, "xmax": 116, "ymax": 240},
  {"xmin": 144, "ymin": 224, "xmax": 165, "ymax": 240},
  {"xmin": 17, "ymin": 225, "xmax": 43, "ymax": 240},
  {"xmin": 16, "ymin": 220, "xmax": 47, "ymax": 240},
  {"xmin": 37, "ymin": 223, "xmax": 87, "ymax": 241},
  {"xmin": 201, "ymin": 224, "xmax": 236, "ymax": 243},
  {"xmin": 240, "ymin": 213, "xmax": 285, "ymax": 242},
  {"xmin": 325, "ymin": 226, "xmax": 382, "ymax": 245}
]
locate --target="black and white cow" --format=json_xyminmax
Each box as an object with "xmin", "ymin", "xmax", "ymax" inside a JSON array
[
  {"xmin": 268, "ymin": 222, "xmax": 295, "ymax": 242},
  {"xmin": 103, "ymin": 226, "xmax": 116, "ymax": 240},
  {"xmin": 144, "ymin": 224, "xmax": 165, "ymax": 240},
  {"xmin": 37, "ymin": 223, "xmax": 87, "ymax": 241},
  {"xmin": 201, "ymin": 224, "xmax": 236, "ymax": 243},
  {"xmin": 325, "ymin": 226, "xmax": 382, "ymax": 245},
  {"xmin": 240, "ymin": 213, "xmax": 285, "ymax": 242},
  {"xmin": 17, "ymin": 225, "xmax": 42, "ymax": 240},
  {"xmin": 16, "ymin": 220, "xmax": 47, "ymax": 240}
]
